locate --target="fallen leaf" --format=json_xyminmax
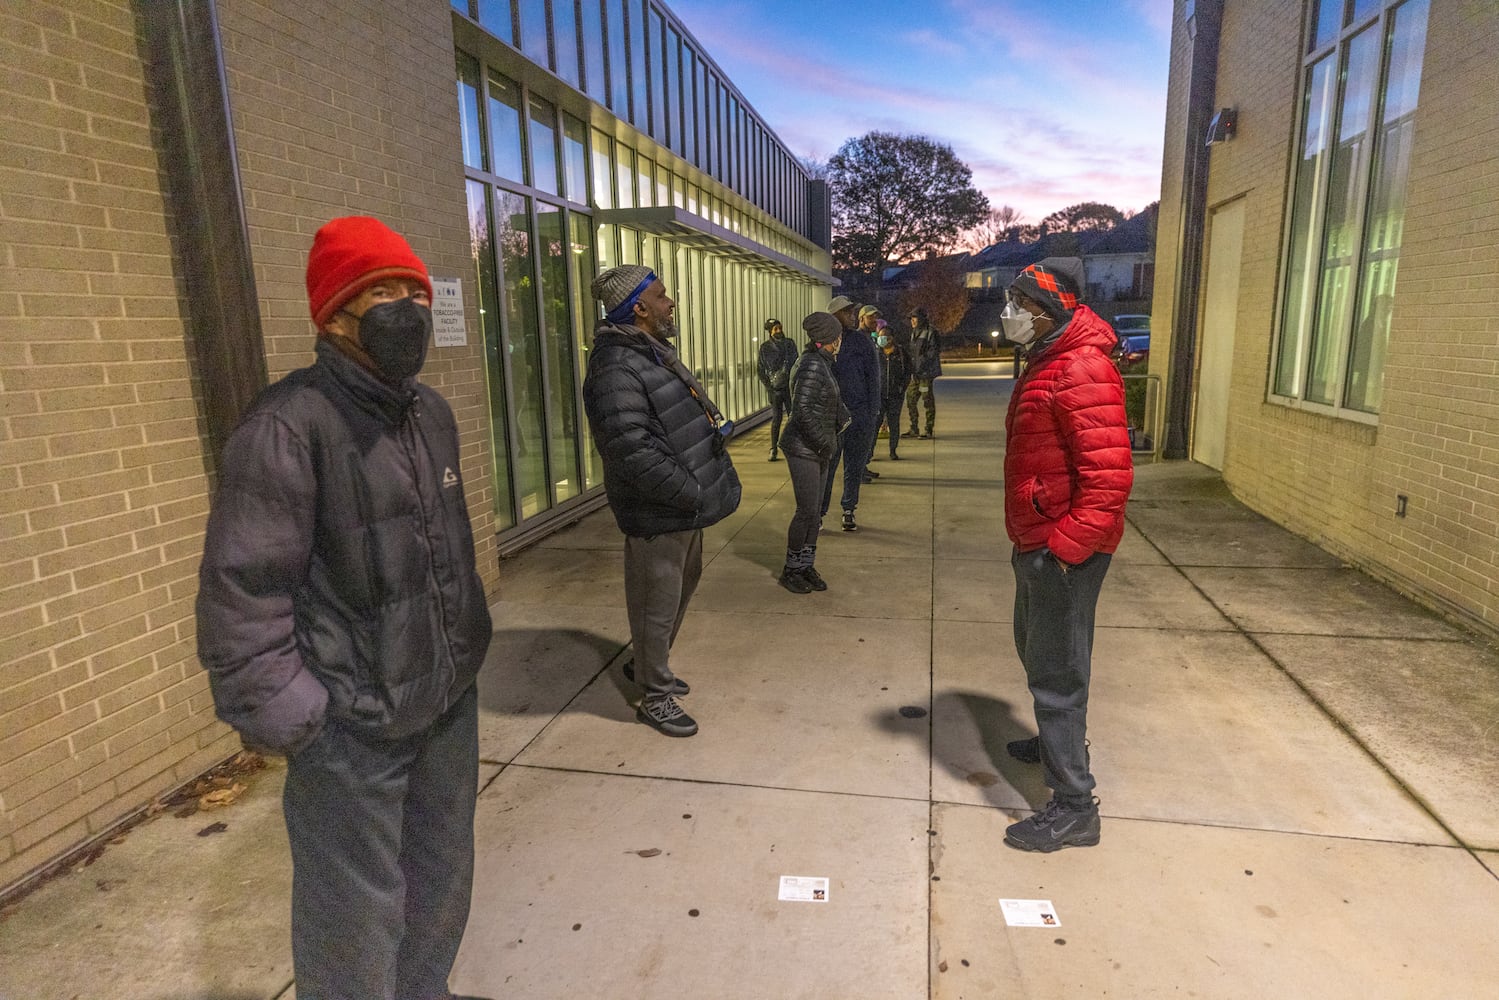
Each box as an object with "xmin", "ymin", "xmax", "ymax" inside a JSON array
[
  {"xmin": 629, "ymin": 848, "xmax": 662, "ymax": 858},
  {"xmin": 198, "ymin": 782, "xmax": 246, "ymax": 809},
  {"xmin": 197, "ymin": 822, "xmax": 229, "ymax": 837}
]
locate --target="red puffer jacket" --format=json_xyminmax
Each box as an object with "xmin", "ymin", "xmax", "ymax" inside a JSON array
[{"xmin": 1004, "ymin": 305, "xmax": 1133, "ymax": 564}]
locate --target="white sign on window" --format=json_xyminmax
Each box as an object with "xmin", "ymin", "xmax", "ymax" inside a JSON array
[{"xmin": 431, "ymin": 277, "xmax": 467, "ymax": 347}]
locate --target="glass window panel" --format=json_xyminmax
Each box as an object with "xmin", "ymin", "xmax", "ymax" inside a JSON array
[
  {"xmin": 1304, "ymin": 26, "xmax": 1380, "ymax": 405},
  {"xmin": 1275, "ymin": 56, "xmax": 1336, "ymax": 397},
  {"xmin": 629, "ymin": 0, "xmax": 648, "ymax": 129},
  {"xmin": 477, "ymin": 0, "xmax": 514, "ymax": 44},
  {"xmin": 580, "ymin": 0, "xmax": 606, "ymax": 102},
  {"xmin": 466, "ymin": 181, "xmax": 514, "ymax": 530},
  {"xmin": 495, "ymin": 190, "xmax": 549, "ymax": 519},
  {"xmin": 568, "ymin": 212, "xmax": 603, "ymax": 489},
  {"xmin": 553, "ymin": 0, "xmax": 580, "ymax": 87},
  {"xmin": 665, "ymin": 27, "xmax": 682, "ymax": 155},
  {"xmin": 637, "ymin": 155, "xmax": 654, "ymax": 207},
  {"xmin": 452, "ymin": 0, "xmax": 470, "ymax": 16},
  {"xmin": 615, "ymin": 143, "xmax": 634, "ymax": 208},
  {"xmin": 606, "ymin": 0, "xmax": 629, "ymax": 114},
  {"xmin": 528, "ymin": 95, "xmax": 561, "ymax": 196},
  {"xmin": 562, "ymin": 114, "xmax": 588, "ymax": 203},
  {"xmin": 518, "ymin": 0, "xmax": 549, "ymax": 66},
  {"xmin": 535, "ymin": 205, "xmax": 581, "ymax": 503},
  {"xmin": 1311, "ymin": 0, "xmax": 1343, "ymax": 51},
  {"xmin": 457, "ymin": 53, "xmax": 485, "ymax": 171},
  {"xmin": 672, "ymin": 172, "xmax": 684, "ymax": 209},
  {"xmin": 648, "ymin": 9, "xmax": 667, "ymax": 141},
  {"xmin": 682, "ymin": 48, "xmax": 697, "ymax": 165},
  {"xmin": 591, "ymin": 129, "xmax": 613, "ymax": 208},
  {"xmin": 1351, "ymin": 0, "xmax": 1378, "ymax": 24},
  {"xmin": 1345, "ymin": 0, "xmax": 1429, "ymax": 413},
  {"xmin": 487, "ymin": 70, "xmax": 526, "ymax": 183},
  {"xmin": 656, "ymin": 163, "xmax": 668, "ymax": 207}
]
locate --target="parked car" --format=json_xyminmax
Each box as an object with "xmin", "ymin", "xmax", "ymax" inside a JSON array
[{"xmin": 1111, "ymin": 314, "xmax": 1150, "ymax": 368}]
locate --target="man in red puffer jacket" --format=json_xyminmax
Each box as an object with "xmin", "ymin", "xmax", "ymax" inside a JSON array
[{"xmin": 998, "ymin": 257, "xmax": 1133, "ymax": 853}]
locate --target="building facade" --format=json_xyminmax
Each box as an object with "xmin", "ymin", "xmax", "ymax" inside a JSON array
[
  {"xmin": 0, "ymin": 0, "xmax": 831, "ymax": 892},
  {"xmin": 1152, "ymin": 0, "xmax": 1499, "ymax": 633}
]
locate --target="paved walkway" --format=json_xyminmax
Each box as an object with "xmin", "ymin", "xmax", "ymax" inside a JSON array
[{"xmin": 3, "ymin": 362, "xmax": 1498, "ymax": 999}]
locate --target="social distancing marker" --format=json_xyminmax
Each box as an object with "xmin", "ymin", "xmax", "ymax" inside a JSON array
[
  {"xmin": 779, "ymin": 876, "xmax": 829, "ymax": 902},
  {"xmin": 999, "ymin": 898, "xmax": 1060, "ymax": 927}
]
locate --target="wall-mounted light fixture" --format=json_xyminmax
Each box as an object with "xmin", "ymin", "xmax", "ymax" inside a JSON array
[{"xmin": 1205, "ymin": 107, "xmax": 1237, "ymax": 146}]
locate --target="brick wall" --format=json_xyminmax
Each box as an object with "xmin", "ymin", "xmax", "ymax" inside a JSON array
[
  {"xmin": 2, "ymin": 0, "xmax": 500, "ymax": 891},
  {"xmin": 0, "ymin": 0, "xmax": 237, "ymax": 890},
  {"xmin": 1154, "ymin": 0, "xmax": 1499, "ymax": 634},
  {"xmin": 217, "ymin": 0, "xmax": 497, "ymax": 582}
]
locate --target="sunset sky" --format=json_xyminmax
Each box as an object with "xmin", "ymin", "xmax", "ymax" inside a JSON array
[{"xmin": 668, "ymin": 0, "xmax": 1174, "ymax": 224}]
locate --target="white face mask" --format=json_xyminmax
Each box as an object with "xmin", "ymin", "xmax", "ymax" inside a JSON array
[{"xmin": 1000, "ymin": 300, "xmax": 1039, "ymax": 345}]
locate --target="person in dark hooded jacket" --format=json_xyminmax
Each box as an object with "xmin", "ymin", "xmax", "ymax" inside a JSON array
[
  {"xmin": 906, "ymin": 307, "xmax": 943, "ymax": 438},
  {"xmin": 196, "ymin": 216, "xmax": 494, "ymax": 1000},
  {"xmin": 757, "ymin": 317, "xmax": 798, "ymax": 460},
  {"xmin": 777, "ymin": 312, "xmax": 850, "ymax": 594},
  {"xmin": 583, "ymin": 264, "xmax": 742, "ymax": 738},
  {"xmin": 996, "ymin": 256, "xmax": 1132, "ymax": 855}
]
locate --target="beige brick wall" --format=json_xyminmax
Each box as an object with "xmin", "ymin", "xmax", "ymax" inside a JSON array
[
  {"xmin": 217, "ymin": 0, "xmax": 498, "ymax": 581},
  {"xmin": 1154, "ymin": 0, "xmax": 1499, "ymax": 634},
  {"xmin": 2, "ymin": 0, "xmax": 500, "ymax": 891},
  {"xmin": 0, "ymin": 0, "xmax": 239, "ymax": 890}
]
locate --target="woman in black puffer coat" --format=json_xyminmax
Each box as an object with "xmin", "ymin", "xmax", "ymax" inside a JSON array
[{"xmin": 778, "ymin": 312, "xmax": 850, "ymax": 594}]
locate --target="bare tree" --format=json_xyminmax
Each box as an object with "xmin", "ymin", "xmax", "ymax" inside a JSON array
[
  {"xmin": 898, "ymin": 256, "xmax": 971, "ymax": 335},
  {"xmin": 958, "ymin": 205, "xmax": 1026, "ymax": 252}
]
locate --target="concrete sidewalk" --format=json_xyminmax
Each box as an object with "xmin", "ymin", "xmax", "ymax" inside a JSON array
[{"xmin": 3, "ymin": 361, "xmax": 1497, "ymax": 1000}]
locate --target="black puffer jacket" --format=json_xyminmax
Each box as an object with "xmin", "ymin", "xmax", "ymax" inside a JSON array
[
  {"xmin": 910, "ymin": 325, "xmax": 943, "ymax": 379},
  {"xmin": 196, "ymin": 341, "xmax": 493, "ymax": 755},
  {"xmin": 779, "ymin": 343, "xmax": 848, "ymax": 463},
  {"xmin": 584, "ymin": 322, "xmax": 741, "ymax": 536},
  {"xmin": 757, "ymin": 334, "xmax": 798, "ymax": 393},
  {"xmin": 880, "ymin": 342, "xmax": 913, "ymax": 403}
]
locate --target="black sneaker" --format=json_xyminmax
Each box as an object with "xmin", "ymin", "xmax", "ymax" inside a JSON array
[
  {"xmin": 622, "ymin": 659, "xmax": 689, "ymax": 696},
  {"xmin": 1006, "ymin": 736, "xmax": 1041, "ymax": 763},
  {"xmin": 889, "ymin": 452, "xmax": 900, "ymax": 460},
  {"xmin": 801, "ymin": 566, "xmax": 828, "ymax": 591},
  {"xmin": 779, "ymin": 567, "xmax": 814, "ymax": 594},
  {"xmin": 841, "ymin": 510, "xmax": 858, "ymax": 532},
  {"xmin": 866, "ymin": 469, "xmax": 880, "ymax": 479},
  {"xmin": 1004, "ymin": 799, "xmax": 1100, "ymax": 852},
  {"xmin": 637, "ymin": 696, "xmax": 698, "ymax": 737},
  {"xmin": 907, "ymin": 426, "xmax": 919, "ymax": 438},
  {"xmin": 768, "ymin": 451, "xmax": 779, "ymax": 462}
]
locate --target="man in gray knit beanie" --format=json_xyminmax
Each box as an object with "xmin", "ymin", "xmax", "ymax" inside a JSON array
[{"xmin": 582, "ymin": 264, "xmax": 741, "ymax": 738}]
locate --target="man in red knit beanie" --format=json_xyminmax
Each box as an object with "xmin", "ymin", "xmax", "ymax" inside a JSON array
[{"xmin": 197, "ymin": 216, "xmax": 494, "ymax": 999}]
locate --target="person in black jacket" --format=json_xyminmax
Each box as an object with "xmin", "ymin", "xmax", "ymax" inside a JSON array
[
  {"xmin": 819, "ymin": 295, "xmax": 882, "ymax": 531},
  {"xmin": 196, "ymin": 216, "xmax": 494, "ymax": 1000},
  {"xmin": 906, "ymin": 307, "xmax": 943, "ymax": 438},
  {"xmin": 778, "ymin": 312, "xmax": 849, "ymax": 594},
  {"xmin": 757, "ymin": 317, "xmax": 798, "ymax": 461},
  {"xmin": 584, "ymin": 264, "xmax": 742, "ymax": 738},
  {"xmin": 874, "ymin": 318, "xmax": 913, "ymax": 459}
]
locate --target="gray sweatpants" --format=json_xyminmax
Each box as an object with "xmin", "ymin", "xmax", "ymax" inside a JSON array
[
  {"xmin": 624, "ymin": 529, "xmax": 703, "ymax": 699},
  {"xmin": 1010, "ymin": 546, "xmax": 1112, "ymax": 806},
  {"xmin": 282, "ymin": 684, "xmax": 479, "ymax": 1000}
]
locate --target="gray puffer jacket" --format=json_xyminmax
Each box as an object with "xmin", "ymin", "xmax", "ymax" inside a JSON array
[
  {"xmin": 196, "ymin": 341, "xmax": 493, "ymax": 755},
  {"xmin": 583, "ymin": 323, "xmax": 741, "ymax": 537}
]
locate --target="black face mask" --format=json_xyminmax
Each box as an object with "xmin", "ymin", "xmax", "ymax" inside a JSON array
[{"xmin": 345, "ymin": 297, "xmax": 432, "ymax": 382}]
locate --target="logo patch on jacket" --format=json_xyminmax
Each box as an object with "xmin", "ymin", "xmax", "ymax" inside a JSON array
[{"xmin": 443, "ymin": 467, "xmax": 459, "ymax": 489}]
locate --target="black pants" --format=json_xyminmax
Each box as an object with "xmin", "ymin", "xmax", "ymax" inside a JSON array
[
  {"xmin": 1010, "ymin": 547, "xmax": 1111, "ymax": 806},
  {"xmin": 283, "ymin": 684, "xmax": 479, "ymax": 1000},
  {"xmin": 879, "ymin": 395, "xmax": 905, "ymax": 456},
  {"xmin": 767, "ymin": 388, "xmax": 791, "ymax": 454},
  {"xmin": 821, "ymin": 420, "xmax": 873, "ymax": 515},
  {"xmin": 785, "ymin": 453, "xmax": 828, "ymax": 553}
]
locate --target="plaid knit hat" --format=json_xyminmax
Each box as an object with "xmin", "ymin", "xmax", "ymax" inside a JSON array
[
  {"xmin": 306, "ymin": 216, "xmax": 432, "ymax": 327},
  {"xmin": 591, "ymin": 264, "xmax": 657, "ymax": 323},
  {"xmin": 1009, "ymin": 257, "xmax": 1085, "ymax": 320},
  {"xmin": 802, "ymin": 311, "xmax": 842, "ymax": 346}
]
